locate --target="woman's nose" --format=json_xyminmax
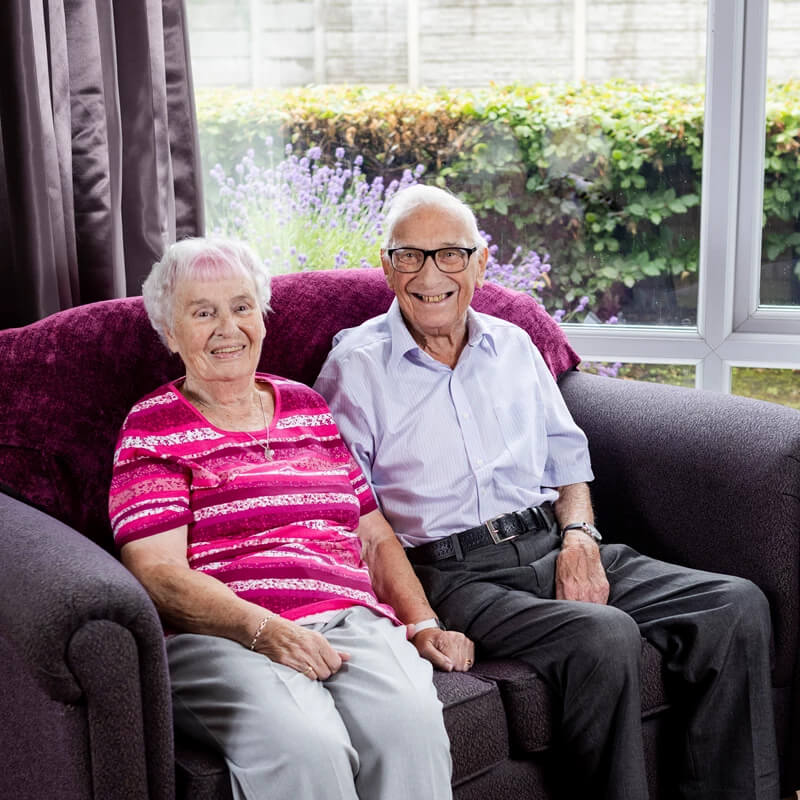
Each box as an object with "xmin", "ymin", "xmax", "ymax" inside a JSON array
[{"xmin": 214, "ymin": 312, "xmax": 237, "ymax": 335}]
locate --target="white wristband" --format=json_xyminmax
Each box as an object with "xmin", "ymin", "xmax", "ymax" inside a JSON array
[{"xmin": 409, "ymin": 617, "xmax": 441, "ymax": 637}]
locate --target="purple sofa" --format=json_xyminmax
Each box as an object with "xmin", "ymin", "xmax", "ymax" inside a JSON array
[{"xmin": 1, "ymin": 268, "xmax": 798, "ymax": 800}]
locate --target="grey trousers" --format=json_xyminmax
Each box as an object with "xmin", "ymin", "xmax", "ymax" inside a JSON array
[
  {"xmin": 412, "ymin": 527, "xmax": 780, "ymax": 800},
  {"xmin": 167, "ymin": 607, "xmax": 452, "ymax": 800}
]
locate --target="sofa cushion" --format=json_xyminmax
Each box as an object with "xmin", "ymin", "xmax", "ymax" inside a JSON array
[
  {"xmin": 433, "ymin": 671, "xmax": 511, "ymax": 785},
  {"xmin": 473, "ymin": 643, "xmax": 668, "ymax": 754},
  {"xmin": 261, "ymin": 269, "xmax": 579, "ymax": 388}
]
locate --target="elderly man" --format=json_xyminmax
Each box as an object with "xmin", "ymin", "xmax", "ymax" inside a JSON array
[{"xmin": 314, "ymin": 184, "xmax": 779, "ymax": 799}]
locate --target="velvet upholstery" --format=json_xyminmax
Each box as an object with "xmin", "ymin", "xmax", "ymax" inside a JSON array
[{"xmin": 1, "ymin": 267, "xmax": 798, "ymax": 799}]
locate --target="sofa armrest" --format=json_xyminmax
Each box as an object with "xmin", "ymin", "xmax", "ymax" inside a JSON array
[
  {"xmin": 0, "ymin": 491, "xmax": 174, "ymax": 799},
  {"xmin": 558, "ymin": 371, "xmax": 800, "ymax": 685}
]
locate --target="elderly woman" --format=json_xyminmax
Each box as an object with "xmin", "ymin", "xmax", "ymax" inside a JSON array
[{"xmin": 108, "ymin": 237, "xmax": 472, "ymax": 800}]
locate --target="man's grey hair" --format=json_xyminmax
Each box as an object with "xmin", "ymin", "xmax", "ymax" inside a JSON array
[
  {"xmin": 142, "ymin": 237, "xmax": 271, "ymax": 347},
  {"xmin": 382, "ymin": 184, "xmax": 488, "ymax": 250}
]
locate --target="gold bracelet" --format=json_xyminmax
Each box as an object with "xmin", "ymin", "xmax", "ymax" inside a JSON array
[{"xmin": 248, "ymin": 613, "xmax": 276, "ymax": 650}]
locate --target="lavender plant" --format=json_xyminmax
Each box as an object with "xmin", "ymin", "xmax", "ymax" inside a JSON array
[{"xmin": 209, "ymin": 140, "xmax": 422, "ymax": 272}]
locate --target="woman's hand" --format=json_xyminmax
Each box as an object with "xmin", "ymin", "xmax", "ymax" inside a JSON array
[{"xmin": 252, "ymin": 616, "xmax": 350, "ymax": 680}]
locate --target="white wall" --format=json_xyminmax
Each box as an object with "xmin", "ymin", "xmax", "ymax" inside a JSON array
[{"xmin": 185, "ymin": 0, "xmax": 799, "ymax": 89}]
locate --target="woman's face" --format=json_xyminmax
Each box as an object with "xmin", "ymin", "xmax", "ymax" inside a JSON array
[{"xmin": 165, "ymin": 267, "xmax": 266, "ymax": 391}]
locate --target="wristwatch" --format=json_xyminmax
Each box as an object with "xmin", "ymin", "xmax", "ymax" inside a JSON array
[{"xmin": 560, "ymin": 521, "xmax": 603, "ymax": 543}]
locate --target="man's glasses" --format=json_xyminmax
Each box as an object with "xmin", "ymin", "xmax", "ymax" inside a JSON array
[{"xmin": 386, "ymin": 247, "xmax": 477, "ymax": 274}]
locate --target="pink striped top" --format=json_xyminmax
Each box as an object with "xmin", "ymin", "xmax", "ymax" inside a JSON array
[{"xmin": 109, "ymin": 373, "xmax": 398, "ymax": 624}]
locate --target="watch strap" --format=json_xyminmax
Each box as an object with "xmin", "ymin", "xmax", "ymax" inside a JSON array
[{"xmin": 560, "ymin": 521, "xmax": 602, "ymax": 542}]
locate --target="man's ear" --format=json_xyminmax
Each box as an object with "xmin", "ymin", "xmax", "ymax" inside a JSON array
[
  {"xmin": 475, "ymin": 246, "xmax": 489, "ymax": 289},
  {"xmin": 380, "ymin": 250, "xmax": 395, "ymax": 288}
]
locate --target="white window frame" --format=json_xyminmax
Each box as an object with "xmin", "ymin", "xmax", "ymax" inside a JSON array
[{"xmin": 562, "ymin": 0, "xmax": 800, "ymax": 392}]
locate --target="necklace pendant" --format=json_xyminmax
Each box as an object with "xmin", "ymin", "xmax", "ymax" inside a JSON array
[{"xmin": 263, "ymin": 446, "xmax": 274, "ymax": 460}]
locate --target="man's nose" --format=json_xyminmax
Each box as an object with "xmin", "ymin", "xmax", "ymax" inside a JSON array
[{"xmin": 419, "ymin": 251, "xmax": 439, "ymax": 274}]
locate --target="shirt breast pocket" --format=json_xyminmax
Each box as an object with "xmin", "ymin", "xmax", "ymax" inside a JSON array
[{"xmin": 493, "ymin": 402, "xmax": 546, "ymax": 480}]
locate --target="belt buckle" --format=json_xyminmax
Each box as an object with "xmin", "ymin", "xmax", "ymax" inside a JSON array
[{"xmin": 486, "ymin": 515, "xmax": 518, "ymax": 544}]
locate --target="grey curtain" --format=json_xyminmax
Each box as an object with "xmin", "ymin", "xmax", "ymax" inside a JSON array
[{"xmin": 0, "ymin": 0, "xmax": 204, "ymax": 329}]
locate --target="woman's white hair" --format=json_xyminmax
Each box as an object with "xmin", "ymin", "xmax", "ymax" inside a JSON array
[
  {"xmin": 382, "ymin": 184, "xmax": 487, "ymax": 249},
  {"xmin": 142, "ymin": 237, "xmax": 271, "ymax": 347}
]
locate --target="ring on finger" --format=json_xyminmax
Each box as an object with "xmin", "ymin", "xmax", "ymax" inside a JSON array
[{"xmin": 303, "ymin": 664, "xmax": 315, "ymax": 677}]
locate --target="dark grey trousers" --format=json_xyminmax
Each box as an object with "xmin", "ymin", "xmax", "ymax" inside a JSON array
[{"xmin": 412, "ymin": 527, "xmax": 779, "ymax": 800}]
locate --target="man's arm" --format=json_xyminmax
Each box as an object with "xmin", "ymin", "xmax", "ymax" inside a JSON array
[
  {"xmin": 553, "ymin": 482, "xmax": 610, "ymax": 604},
  {"xmin": 357, "ymin": 509, "xmax": 475, "ymax": 671}
]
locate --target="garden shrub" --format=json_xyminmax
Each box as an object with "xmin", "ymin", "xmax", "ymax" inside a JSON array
[{"xmin": 196, "ymin": 81, "xmax": 800, "ymax": 318}]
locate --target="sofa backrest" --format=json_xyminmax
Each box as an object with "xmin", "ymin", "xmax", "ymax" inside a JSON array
[{"xmin": 0, "ymin": 268, "xmax": 578, "ymax": 549}]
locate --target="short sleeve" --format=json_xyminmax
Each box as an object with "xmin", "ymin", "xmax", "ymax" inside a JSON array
[
  {"xmin": 109, "ymin": 452, "xmax": 193, "ymax": 548},
  {"xmin": 530, "ymin": 343, "xmax": 594, "ymax": 487},
  {"xmin": 315, "ymin": 353, "xmax": 377, "ymax": 486}
]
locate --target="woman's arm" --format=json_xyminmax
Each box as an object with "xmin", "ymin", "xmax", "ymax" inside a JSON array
[
  {"xmin": 357, "ymin": 509, "xmax": 474, "ymax": 671},
  {"xmin": 121, "ymin": 529, "xmax": 349, "ymax": 679}
]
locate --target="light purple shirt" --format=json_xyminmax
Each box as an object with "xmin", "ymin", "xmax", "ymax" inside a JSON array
[{"xmin": 314, "ymin": 300, "xmax": 594, "ymax": 547}]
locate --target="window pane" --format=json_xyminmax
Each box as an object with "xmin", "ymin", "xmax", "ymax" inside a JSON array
[
  {"xmin": 188, "ymin": 0, "xmax": 706, "ymax": 327},
  {"xmin": 580, "ymin": 362, "xmax": 695, "ymax": 387},
  {"xmin": 731, "ymin": 367, "xmax": 800, "ymax": 409},
  {"xmin": 763, "ymin": 1, "xmax": 800, "ymax": 307}
]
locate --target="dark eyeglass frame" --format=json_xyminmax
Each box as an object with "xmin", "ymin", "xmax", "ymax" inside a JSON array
[{"xmin": 386, "ymin": 246, "xmax": 478, "ymax": 274}]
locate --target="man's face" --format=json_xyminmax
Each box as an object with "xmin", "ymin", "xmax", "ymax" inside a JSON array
[{"xmin": 381, "ymin": 205, "xmax": 487, "ymax": 345}]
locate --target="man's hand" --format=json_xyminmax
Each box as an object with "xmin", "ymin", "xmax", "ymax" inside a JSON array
[
  {"xmin": 556, "ymin": 531, "xmax": 609, "ymax": 604},
  {"xmin": 412, "ymin": 628, "xmax": 475, "ymax": 672}
]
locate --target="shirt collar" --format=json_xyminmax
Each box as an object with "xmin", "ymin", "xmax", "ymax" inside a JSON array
[{"xmin": 387, "ymin": 300, "xmax": 497, "ymax": 371}]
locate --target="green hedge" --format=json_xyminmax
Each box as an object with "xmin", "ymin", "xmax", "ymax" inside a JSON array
[{"xmin": 196, "ymin": 82, "xmax": 800, "ymax": 314}]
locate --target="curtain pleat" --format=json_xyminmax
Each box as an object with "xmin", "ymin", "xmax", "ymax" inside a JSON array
[{"xmin": 0, "ymin": 0, "xmax": 203, "ymax": 329}]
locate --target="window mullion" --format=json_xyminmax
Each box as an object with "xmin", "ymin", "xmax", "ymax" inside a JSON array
[
  {"xmin": 696, "ymin": 0, "xmax": 746, "ymax": 388},
  {"xmin": 733, "ymin": 0, "xmax": 769, "ymax": 329}
]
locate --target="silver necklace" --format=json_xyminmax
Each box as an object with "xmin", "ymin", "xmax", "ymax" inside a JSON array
[
  {"xmin": 243, "ymin": 389, "xmax": 275, "ymax": 461},
  {"xmin": 186, "ymin": 383, "xmax": 274, "ymax": 460},
  {"xmin": 244, "ymin": 389, "xmax": 274, "ymax": 460}
]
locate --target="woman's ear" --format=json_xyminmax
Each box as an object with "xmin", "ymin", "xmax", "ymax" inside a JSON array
[{"xmin": 164, "ymin": 326, "xmax": 180, "ymax": 354}]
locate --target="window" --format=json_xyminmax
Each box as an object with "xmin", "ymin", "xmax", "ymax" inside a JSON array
[{"xmin": 186, "ymin": 0, "xmax": 800, "ymax": 402}]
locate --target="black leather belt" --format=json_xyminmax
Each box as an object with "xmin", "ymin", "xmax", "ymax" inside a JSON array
[{"xmin": 406, "ymin": 504, "xmax": 555, "ymax": 565}]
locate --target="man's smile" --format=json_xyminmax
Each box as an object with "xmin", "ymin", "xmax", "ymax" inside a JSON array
[{"xmin": 411, "ymin": 291, "xmax": 455, "ymax": 303}]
